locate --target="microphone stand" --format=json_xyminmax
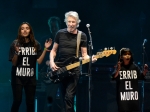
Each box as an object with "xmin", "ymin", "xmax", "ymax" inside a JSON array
[
  {"xmin": 86, "ymin": 25, "xmax": 93, "ymax": 112},
  {"xmin": 79, "ymin": 57, "xmax": 83, "ymax": 76},
  {"xmin": 141, "ymin": 44, "xmax": 145, "ymax": 112}
]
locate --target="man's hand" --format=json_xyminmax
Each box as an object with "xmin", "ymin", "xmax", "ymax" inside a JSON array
[
  {"xmin": 92, "ymin": 55, "xmax": 97, "ymax": 63},
  {"xmin": 50, "ymin": 61, "xmax": 59, "ymax": 71},
  {"xmin": 82, "ymin": 55, "xmax": 97, "ymax": 63}
]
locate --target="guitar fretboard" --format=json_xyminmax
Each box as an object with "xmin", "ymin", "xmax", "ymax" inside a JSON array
[{"xmin": 66, "ymin": 54, "xmax": 103, "ymax": 70}]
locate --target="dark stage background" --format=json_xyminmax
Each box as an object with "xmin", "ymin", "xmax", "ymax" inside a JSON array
[{"xmin": 0, "ymin": 0, "xmax": 150, "ymax": 112}]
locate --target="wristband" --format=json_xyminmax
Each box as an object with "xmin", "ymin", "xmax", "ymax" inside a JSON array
[{"xmin": 44, "ymin": 48, "xmax": 47, "ymax": 51}]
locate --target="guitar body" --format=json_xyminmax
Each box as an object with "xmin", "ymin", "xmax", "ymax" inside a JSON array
[{"xmin": 48, "ymin": 56, "xmax": 78, "ymax": 83}]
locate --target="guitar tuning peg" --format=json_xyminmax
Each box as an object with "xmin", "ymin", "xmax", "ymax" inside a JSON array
[
  {"xmin": 104, "ymin": 47, "xmax": 107, "ymax": 50},
  {"xmin": 110, "ymin": 47, "xmax": 113, "ymax": 50}
]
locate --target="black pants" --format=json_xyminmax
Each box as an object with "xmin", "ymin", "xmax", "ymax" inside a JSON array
[
  {"xmin": 44, "ymin": 83, "xmax": 65, "ymax": 112},
  {"xmin": 11, "ymin": 84, "xmax": 36, "ymax": 112},
  {"xmin": 60, "ymin": 72, "xmax": 79, "ymax": 112}
]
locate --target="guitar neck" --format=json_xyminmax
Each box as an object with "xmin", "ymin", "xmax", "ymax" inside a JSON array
[
  {"xmin": 66, "ymin": 55, "xmax": 102, "ymax": 70},
  {"xmin": 65, "ymin": 50, "xmax": 117, "ymax": 71}
]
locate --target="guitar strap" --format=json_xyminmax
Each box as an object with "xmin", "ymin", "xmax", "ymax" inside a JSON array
[{"xmin": 76, "ymin": 31, "xmax": 82, "ymax": 57}]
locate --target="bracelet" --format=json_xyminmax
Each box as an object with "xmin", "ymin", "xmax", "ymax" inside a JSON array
[
  {"xmin": 15, "ymin": 51, "xmax": 20, "ymax": 55},
  {"xmin": 44, "ymin": 48, "xmax": 47, "ymax": 51}
]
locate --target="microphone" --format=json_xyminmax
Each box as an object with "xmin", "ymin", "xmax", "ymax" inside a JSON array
[
  {"xmin": 86, "ymin": 24, "xmax": 90, "ymax": 28},
  {"xmin": 143, "ymin": 39, "xmax": 147, "ymax": 46},
  {"xmin": 86, "ymin": 23, "xmax": 93, "ymax": 49}
]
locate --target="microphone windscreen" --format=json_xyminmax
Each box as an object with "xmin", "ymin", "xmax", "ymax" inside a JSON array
[{"xmin": 86, "ymin": 24, "xmax": 90, "ymax": 28}]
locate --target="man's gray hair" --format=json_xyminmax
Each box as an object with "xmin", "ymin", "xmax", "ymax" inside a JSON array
[{"xmin": 64, "ymin": 11, "xmax": 81, "ymax": 27}]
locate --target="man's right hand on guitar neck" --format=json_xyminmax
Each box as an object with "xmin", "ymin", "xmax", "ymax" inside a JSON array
[{"xmin": 50, "ymin": 61, "xmax": 59, "ymax": 71}]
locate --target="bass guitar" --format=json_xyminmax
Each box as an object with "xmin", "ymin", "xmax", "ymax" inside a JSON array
[{"xmin": 48, "ymin": 49, "xmax": 117, "ymax": 83}]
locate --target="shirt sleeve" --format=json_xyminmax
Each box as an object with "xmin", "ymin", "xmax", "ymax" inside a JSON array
[
  {"xmin": 54, "ymin": 31, "xmax": 60, "ymax": 44},
  {"xmin": 80, "ymin": 32, "xmax": 87, "ymax": 47},
  {"xmin": 36, "ymin": 40, "xmax": 42, "ymax": 59},
  {"xmin": 8, "ymin": 40, "xmax": 16, "ymax": 61}
]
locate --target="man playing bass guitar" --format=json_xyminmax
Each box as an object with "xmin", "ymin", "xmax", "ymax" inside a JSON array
[{"xmin": 49, "ymin": 11, "xmax": 97, "ymax": 112}]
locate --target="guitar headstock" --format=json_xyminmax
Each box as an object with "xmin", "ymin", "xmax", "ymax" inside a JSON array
[{"xmin": 96, "ymin": 47, "xmax": 117, "ymax": 58}]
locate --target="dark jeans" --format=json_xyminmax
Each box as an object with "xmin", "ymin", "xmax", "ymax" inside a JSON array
[
  {"xmin": 60, "ymin": 72, "xmax": 79, "ymax": 112},
  {"xmin": 11, "ymin": 84, "xmax": 36, "ymax": 112}
]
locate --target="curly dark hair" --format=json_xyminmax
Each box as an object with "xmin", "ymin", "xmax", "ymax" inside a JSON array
[{"xmin": 16, "ymin": 22, "xmax": 38, "ymax": 52}]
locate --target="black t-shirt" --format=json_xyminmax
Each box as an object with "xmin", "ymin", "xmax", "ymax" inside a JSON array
[
  {"xmin": 112, "ymin": 63, "xmax": 145, "ymax": 111},
  {"xmin": 9, "ymin": 40, "xmax": 42, "ymax": 85},
  {"xmin": 55, "ymin": 28, "xmax": 87, "ymax": 61}
]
